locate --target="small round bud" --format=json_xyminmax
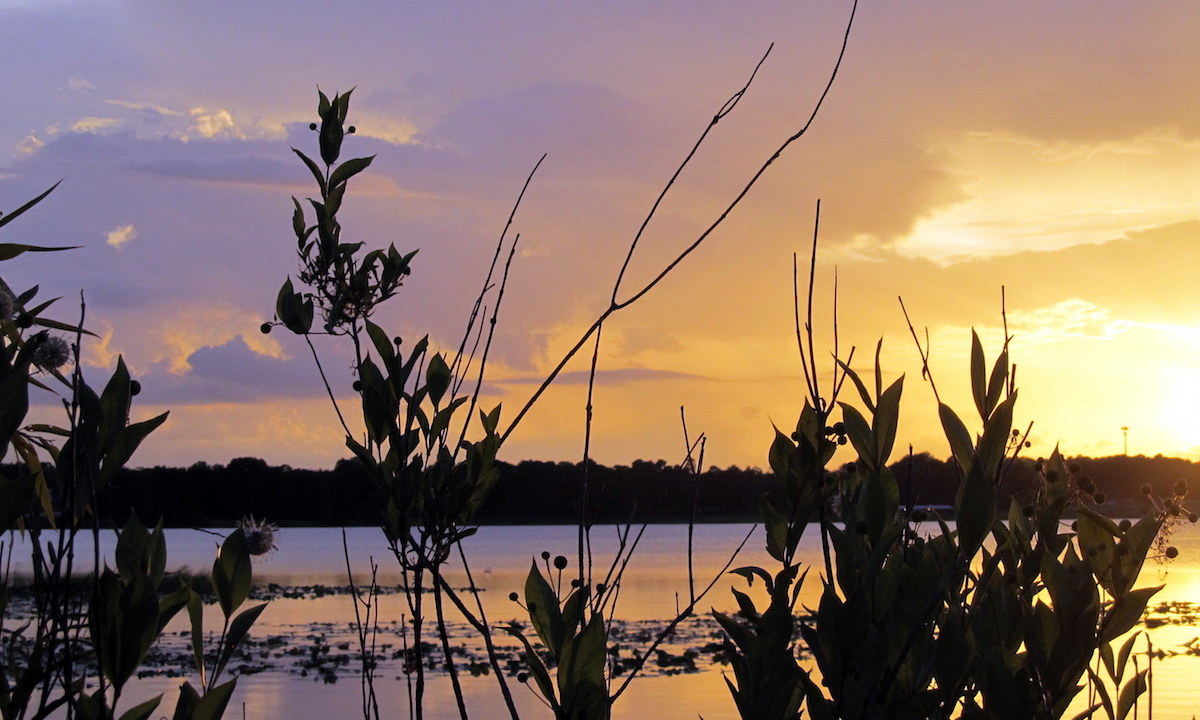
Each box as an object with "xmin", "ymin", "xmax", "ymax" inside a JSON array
[
  {"xmin": 1189, "ymin": 512, "xmax": 1199, "ymax": 524},
  {"xmin": 1140, "ymin": 483, "xmax": 1152, "ymax": 496},
  {"xmin": 1012, "ymin": 428, "xmax": 1020, "ymax": 437},
  {"xmin": 352, "ymin": 380, "xmax": 362, "ymax": 392},
  {"xmin": 1093, "ymin": 492, "xmax": 1107, "ymax": 504},
  {"xmin": 129, "ymin": 380, "xmax": 141, "ymax": 396},
  {"xmin": 1070, "ymin": 521, "xmax": 1078, "ymax": 532},
  {"xmin": 1069, "ymin": 462, "xmax": 1081, "ymax": 474},
  {"xmin": 1173, "ymin": 478, "xmax": 1188, "ymax": 497},
  {"xmin": 1166, "ymin": 546, "xmax": 1180, "ymax": 559},
  {"xmin": 393, "ymin": 337, "xmax": 402, "ymax": 346},
  {"xmin": 1118, "ymin": 519, "xmax": 1132, "ymax": 532},
  {"xmin": 570, "ymin": 578, "xmax": 581, "ymax": 588},
  {"xmin": 1024, "ymin": 440, "xmax": 1031, "ymax": 448},
  {"xmin": 540, "ymin": 551, "xmax": 550, "ymax": 561},
  {"xmin": 260, "ymin": 322, "xmax": 272, "ymax": 334},
  {"xmin": 553, "ymin": 555, "xmax": 568, "ymax": 570},
  {"xmin": 596, "ymin": 583, "xmax": 606, "ymax": 594},
  {"xmin": 833, "ymin": 422, "xmax": 846, "ymax": 435},
  {"xmin": 517, "ymin": 672, "xmax": 529, "ymax": 683},
  {"xmin": 790, "ymin": 431, "xmax": 801, "ymax": 442},
  {"xmin": 508, "ymin": 592, "xmax": 518, "ymax": 602},
  {"xmin": 309, "ymin": 122, "xmax": 317, "ymax": 131},
  {"xmin": 347, "ymin": 126, "xmax": 356, "ymax": 134},
  {"xmin": 837, "ymin": 436, "xmax": 848, "ymax": 446}
]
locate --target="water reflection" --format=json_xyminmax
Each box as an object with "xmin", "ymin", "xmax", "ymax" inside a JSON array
[{"xmin": 6, "ymin": 522, "xmax": 1200, "ymax": 719}]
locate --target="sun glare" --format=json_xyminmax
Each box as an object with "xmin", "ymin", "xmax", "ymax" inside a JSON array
[{"xmin": 1159, "ymin": 366, "xmax": 1200, "ymax": 456}]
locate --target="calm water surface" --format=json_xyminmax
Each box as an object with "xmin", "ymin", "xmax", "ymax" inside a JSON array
[{"xmin": 7, "ymin": 522, "xmax": 1200, "ymax": 719}]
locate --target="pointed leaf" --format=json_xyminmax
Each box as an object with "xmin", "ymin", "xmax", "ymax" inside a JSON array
[
  {"xmin": 212, "ymin": 529, "xmax": 252, "ymax": 617},
  {"xmin": 118, "ymin": 695, "xmax": 162, "ymax": 720},
  {"xmin": 985, "ymin": 348, "xmax": 1008, "ymax": 417},
  {"xmin": 836, "ymin": 358, "xmax": 875, "ymax": 413},
  {"xmin": 191, "ymin": 678, "xmax": 238, "ymax": 720},
  {"xmin": 100, "ymin": 412, "xmax": 169, "ymax": 486},
  {"xmin": 838, "ymin": 402, "xmax": 875, "ymax": 470},
  {"xmin": 1101, "ymin": 586, "xmax": 1161, "ymax": 644},
  {"xmin": 0, "ymin": 181, "xmax": 60, "ymax": 230},
  {"xmin": 872, "ymin": 374, "xmax": 904, "ymax": 465},
  {"xmin": 956, "ymin": 461, "xmax": 995, "ymax": 559},
  {"xmin": 524, "ymin": 562, "xmax": 565, "ymax": 657},
  {"xmin": 1115, "ymin": 669, "xmax": 1149, "ymax": 720},
  {"xmin": 426, "ymin": 353, "xmax": 451, "ymax": 406},
  {"xmin": 329, "ymin": 155, "xmax": 375, "ymax": 189},
  {"xmin": 939, "ymin": 403, "xmax": 974, "ymax": 472},
  {"xmin": 291, "ymin": 148, "xmax": 326, "ymax": 196},
  {"xmin": 970, "ymin": 329, "xmax": 987, "ymax": 421},
  {"xmin": 504, "ymin": 626, "xmax": 559, "ymax": 710},
  {"xmin": 214, "ymin": 603, "xmax": 267, "ymax": 680}
]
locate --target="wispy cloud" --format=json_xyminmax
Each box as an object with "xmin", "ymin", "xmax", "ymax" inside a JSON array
[
  {"xmin": 62, "ymin": 77, "xmax": 97, "ymax": 93},
  {"xmin": 69, "ymin": 116, "xmax": 122, "ymax": 134},
  {"xmin": 106, "ymin": 223, "xmax": 137, "ymax": 248}
]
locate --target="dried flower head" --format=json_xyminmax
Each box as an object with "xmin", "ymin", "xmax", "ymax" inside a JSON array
[
  {"xmin": 237, "ymin": 515, "xmax": 279, "ymax": 556},
  {"xmin": 32, "ymin": 335, "xmax": 71, "ymax": 370},
  {"xmin": 0, "ymin": 286, "xmax": 14, "ymax": 320}
]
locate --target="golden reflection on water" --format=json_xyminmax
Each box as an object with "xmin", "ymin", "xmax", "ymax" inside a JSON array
[{"xmin": 20, "ymin": 522, "xmax": 1200, "ymax": 719}]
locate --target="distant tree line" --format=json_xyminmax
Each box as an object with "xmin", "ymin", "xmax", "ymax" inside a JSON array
[{"xmin": 4, "ymin": 452, "xmax": 1192, "ymax": 528}]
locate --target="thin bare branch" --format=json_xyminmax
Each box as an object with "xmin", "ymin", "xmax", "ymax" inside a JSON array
[
  {"xmin": 805, "ymin": 200, "xmax": 822, "ymax": 410},
  {"xmin": 449, "ymin": 154, "xmax": 545, "ymax": 381},
  {"xmin": 899, "ymin": 295, "xmax": 942, "ymax": 406},
  {"xmin": 610, "ymin": 44, "xmax": 774, "ymax": 305},
  {"xmin": 610, "ymin": 524, "xmax": 756, "ymax": 701},
  {"xmin": 305, "ymin": 335, "xmax": 354, "ymax": 438},
  {"xmin": 500, "ymin": 0, "xmax": 859, "ymax": 443}
]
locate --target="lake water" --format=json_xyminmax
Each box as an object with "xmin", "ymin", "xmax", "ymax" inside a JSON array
[{"xmin": 6, "ymin": 522, "xmax": 1200, "ymax": 719}]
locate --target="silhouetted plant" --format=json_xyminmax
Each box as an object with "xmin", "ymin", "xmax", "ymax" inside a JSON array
[
  {"xmin": 269, "ymin": 88, "xmax": 518, "ymax": 720},
  {"xmin": 267, "ymin": 5, "xmax": 861, "ymax": 711},
  {"xmin": 717, "ymin": 236, "xmax": 1189, "ymax": 720},
  {"xmin": 0, "ymin": 187, "xmax": 265, "ymax": 720}
]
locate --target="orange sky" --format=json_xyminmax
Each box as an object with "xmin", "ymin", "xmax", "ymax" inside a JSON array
[{"xmin": 3, "ymin": 2, "xmax": 1199, "ymax": 469}]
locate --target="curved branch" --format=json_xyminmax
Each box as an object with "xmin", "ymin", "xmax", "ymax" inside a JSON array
[{"xmin": 500, "ymin": 0, "xmax": 859, "ymax": 444}]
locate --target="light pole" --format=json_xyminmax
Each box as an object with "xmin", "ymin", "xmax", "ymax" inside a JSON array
[{"xmin": 1121, "ymin": 426, "xmax": 1129, "ymax": 456}]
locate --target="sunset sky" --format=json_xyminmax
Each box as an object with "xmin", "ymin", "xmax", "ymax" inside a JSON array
[{"xmin": 4, "ymin": 1, "xmax": 1199, "ymax": 470}]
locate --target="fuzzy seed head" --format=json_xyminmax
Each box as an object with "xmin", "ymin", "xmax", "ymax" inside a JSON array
[
  {"xmin": 237, "ymin": 515, "xmax": 279, "ymax": 556},
  {"xmin": 32, "ymin": 335, "xmax": 71, "ymax": 370}
]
